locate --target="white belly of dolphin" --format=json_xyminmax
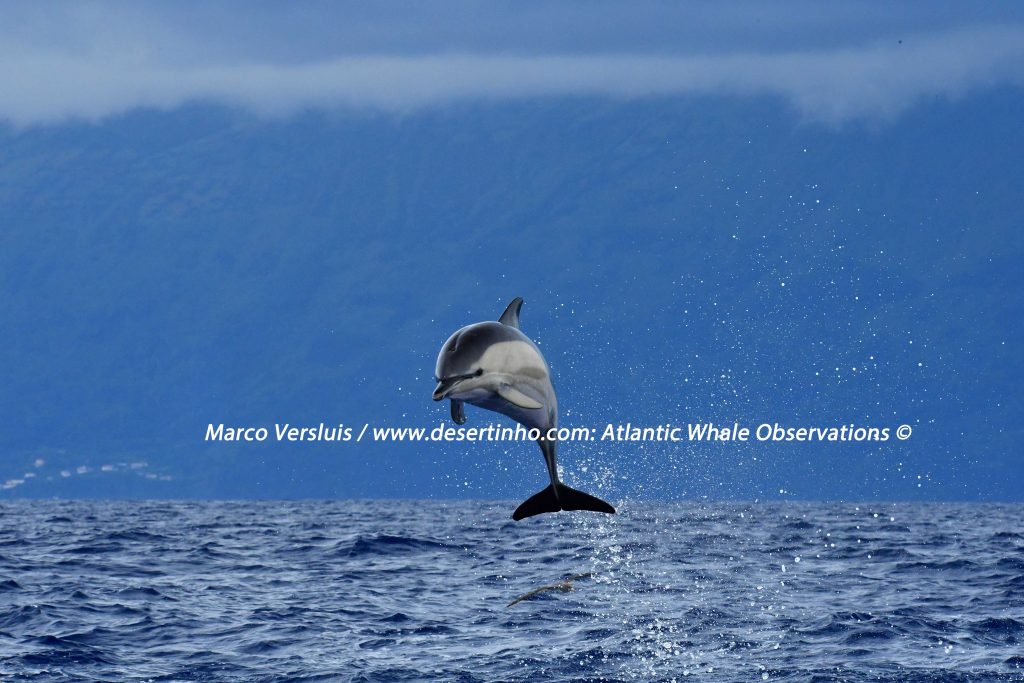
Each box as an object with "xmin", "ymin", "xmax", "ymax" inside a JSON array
[{"xmin": 475, "ymin": 341, "xmax": 548, "ymax": 381}]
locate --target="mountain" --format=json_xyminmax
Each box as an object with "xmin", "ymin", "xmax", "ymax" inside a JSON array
[{"xmin": 1, "ymin": 92, "xmax": 1021, "ymax": 500}]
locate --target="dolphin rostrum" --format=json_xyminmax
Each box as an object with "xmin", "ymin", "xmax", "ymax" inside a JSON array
[{"xmin": 432, "ymin": 297, "xmax": 615, "ymax": 520}]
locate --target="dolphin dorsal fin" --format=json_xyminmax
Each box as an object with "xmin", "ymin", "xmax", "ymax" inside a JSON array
[{"xmin": 499, "ymin": 297, "xmax": 524, "ymax": 329}]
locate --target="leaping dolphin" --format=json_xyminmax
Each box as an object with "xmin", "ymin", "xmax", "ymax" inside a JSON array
[{"xmin": 432, "ymin": 297, "xmax": 615, "ymax": 521}]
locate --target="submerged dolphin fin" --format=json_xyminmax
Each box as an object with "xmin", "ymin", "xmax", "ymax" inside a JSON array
[
  {"xmin": 512, "ymin": 483, "xmax": 616, "ymax": 521},
  {"xmin": 497, "ymin": 383, "xmax": 543, "ymax": 409},
  {"xmin": 450, "ymin": 399, "xmax": 466, "ymax": 425},
  {"xmin": 498, "ymin": 297, "xmax": 524, "ymax": 329}
]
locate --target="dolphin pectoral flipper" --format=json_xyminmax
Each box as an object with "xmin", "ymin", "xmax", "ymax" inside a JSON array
[
  {"xmin": 450, "ymin": 399, "xmax": 466, "ymax": 425},
  {"xmin": 497, "ymin": 384, "xmax": 543, "ymax": 409},
  {"xmin": 513, "ymin": 483, "xmax": 616, "ymax": 520},
  {"xmin": 498, "ymin": 297, "xmax": 523, "ymax": 329}
]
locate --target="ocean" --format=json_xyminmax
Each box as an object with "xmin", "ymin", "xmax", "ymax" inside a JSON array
[{"xmin": 1, "ymin": 500, "xmax": 1022, "ymax": 682}]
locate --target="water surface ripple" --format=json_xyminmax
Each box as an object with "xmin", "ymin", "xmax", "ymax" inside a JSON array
[{"xmin": 1, "ymin": 501, "xmax": 1022, "ymax": 681}]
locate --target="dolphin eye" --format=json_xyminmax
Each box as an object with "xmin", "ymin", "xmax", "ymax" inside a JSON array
[{"xmin": 474, "ymin": 368, "xmax": 483, "ymax": 376}]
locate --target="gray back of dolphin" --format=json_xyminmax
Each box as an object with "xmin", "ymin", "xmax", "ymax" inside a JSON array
[{"xmin": 433, "ymin": 297, "xmax": 615, "ymax": 521}]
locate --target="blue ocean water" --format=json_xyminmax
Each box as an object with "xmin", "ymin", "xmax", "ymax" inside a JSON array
[{"xmin": 0, "ymin": 501, "xmax": 1022, "ymax": 682}]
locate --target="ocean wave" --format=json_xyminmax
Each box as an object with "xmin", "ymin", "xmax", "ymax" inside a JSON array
[{"xmin": 0, "ymin": 500, "xmax": 1021, "ymax": 682}]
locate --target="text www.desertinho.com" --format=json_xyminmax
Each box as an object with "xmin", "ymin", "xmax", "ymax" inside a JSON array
[{"xmin": 204, "ymin": 422, "xmax": 913, "ymax": 444}]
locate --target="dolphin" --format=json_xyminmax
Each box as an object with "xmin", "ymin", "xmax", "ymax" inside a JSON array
[{"xmin": 432, "ymin": 297, "xmax": 615, "ymax": 520}]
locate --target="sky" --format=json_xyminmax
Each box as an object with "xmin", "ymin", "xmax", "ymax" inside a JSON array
[
  {"xmin": 1, "ymin": 2, "xmax": 1024, "ymax": 125},
  {"xmin": 0, "ymin": 3, "xmax": 1021, "ymax": 501}
]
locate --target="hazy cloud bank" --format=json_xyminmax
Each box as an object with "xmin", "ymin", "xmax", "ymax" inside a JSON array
[{"xmin": 1, "ymin": 22, "xmax": 1022, "ymax": 126}]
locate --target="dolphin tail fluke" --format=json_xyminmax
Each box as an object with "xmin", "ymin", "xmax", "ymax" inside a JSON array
[
  {"xmin": 512, "ymin": 485, "xmax": 560, "ymax": 520},
  {"xmin": 512, "ymin": 484, "xmax": 616, "ymax": 520},
  {"xmin": 558, "ymin": 484, "xmax": 616, "ymax": 515}
]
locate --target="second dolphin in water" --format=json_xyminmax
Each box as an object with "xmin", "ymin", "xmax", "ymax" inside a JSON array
[{"xmin": 432, "ymin": 297, "xmax": 615, "ymax": 520}]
